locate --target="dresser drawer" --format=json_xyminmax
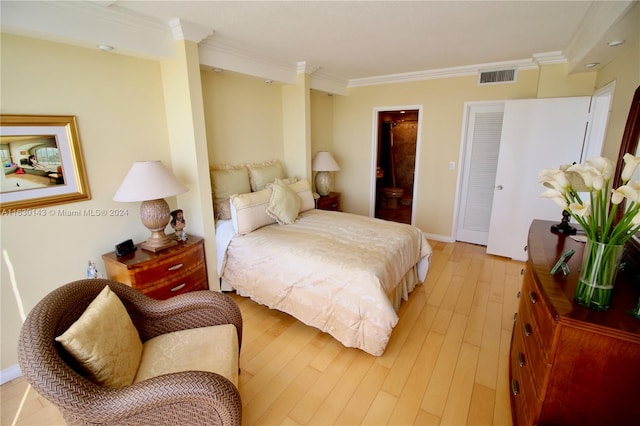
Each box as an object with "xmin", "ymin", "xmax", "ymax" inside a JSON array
[
  {"xmin": 512, "ymin": 311, "xmax": 548, "ymax": 398},
  {"xmin": 509, "ymin": 333, "xmax": 539, "ymax": 426},
  {"xmin": 520, "ymin": 267, "xmax": 556, "ymax": 358}
]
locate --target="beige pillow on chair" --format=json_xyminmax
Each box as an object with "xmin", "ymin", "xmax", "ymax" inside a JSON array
[{"xmin": 55, "ymin": 285, "xmax": 143, "ymax": 388}]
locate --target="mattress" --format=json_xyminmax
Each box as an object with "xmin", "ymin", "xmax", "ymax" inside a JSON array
[{"xmin": 216, "ymin": 209, "xmax": 432, "ymax": 356}]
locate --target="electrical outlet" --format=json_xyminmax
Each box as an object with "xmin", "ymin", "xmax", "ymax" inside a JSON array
[{"xmin": 449, "ymin": 161, "xmax": 455, "ymax": 170}]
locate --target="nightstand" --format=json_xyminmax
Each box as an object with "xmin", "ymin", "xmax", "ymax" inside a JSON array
[
  {"xmin": 102, "ymin": 234, "xmax": 208, "ymax": 300},
  {"xmin": 316, "ymin": 192, "xmax": 341, "ymax": 211}
]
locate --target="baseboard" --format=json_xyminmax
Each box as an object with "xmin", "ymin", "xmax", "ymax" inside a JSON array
[
  {"xmin": 423, "ymin": 232, "xmax": 455, "ymax": 243},
  {"xmin": 1, "ymin": 364, "xmax": 22, "ymax": 385}
]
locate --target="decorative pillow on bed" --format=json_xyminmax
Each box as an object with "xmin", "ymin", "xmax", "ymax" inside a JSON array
[
  {"xmin": 286, "ymin": 179, "xmax": 315, "ymax": 212},
  {"xmin": 229, "ymin": 187, "xmax": 276, "ymax": 235},
  {"xmin": 210, "ymin": 165, "xmax": 251, "ymax": 220},
  {"xmin": 246, "ymin": 159, "xmax": 285, "ymax": 191},
  {"xmin": 266, "ymin": 179, "xmax": 302, "ymax": 225},
  {"xmin": 55, "ymin": 286, "xmax": 142, "ymax": 389}
]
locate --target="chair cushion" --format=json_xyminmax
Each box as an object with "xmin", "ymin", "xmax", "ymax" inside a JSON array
[
  {"xmin": 133, "ymin": 324, "xmax": 239, "ymax": 387},
  {"xmin": 55, "ymin": 285, "xmax": 143, "ymax": 388}
]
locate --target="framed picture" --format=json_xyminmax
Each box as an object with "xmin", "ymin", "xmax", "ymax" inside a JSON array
[{"xmin": 0, "ymin": 115, "xmax": 91, "ymax": 210}]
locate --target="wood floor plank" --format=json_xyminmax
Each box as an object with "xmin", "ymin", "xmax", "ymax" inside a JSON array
[
  {"xmin": 334, "ymin": 363, "xmax": 389, "ymax": 425},
  {"xmin": 440, "ymin": 342, "xmax": 480, "ymax": 426}
]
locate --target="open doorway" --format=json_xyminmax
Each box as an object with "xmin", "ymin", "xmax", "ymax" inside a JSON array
[{"xmin": 372, "ymin": 109, "xmax": 419, "ymax": 224}]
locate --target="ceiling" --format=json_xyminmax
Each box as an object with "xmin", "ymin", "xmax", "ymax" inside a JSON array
[{"xmin": 2, "ymin": 1, "xmax": 638, "ymax": 94}]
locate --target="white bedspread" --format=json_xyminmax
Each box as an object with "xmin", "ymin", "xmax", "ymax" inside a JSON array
[{"xmin": 219, "ymin": 209, "xmax": 432, "ymax": 356}]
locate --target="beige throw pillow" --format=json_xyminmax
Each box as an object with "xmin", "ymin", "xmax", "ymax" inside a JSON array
[
  {"xmin": 210, "ymin": 165, "xmax": 251, "ymax": 220},
  {"xmin": 246, "ymin": 159, "xmax": 285, "ymax": 191},
  {"xmin": 229, "ymin": 187, "xmax": 276, "ymax": 234},
  {"xmin": 266, "ymin": 179, "xmax": 302, "ymax": 225},
  {"xmin": 55, "ymin": 285, "xmax": 143, "ymax": 388}
]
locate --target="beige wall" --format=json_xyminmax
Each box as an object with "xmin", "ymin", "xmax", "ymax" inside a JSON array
[
  {"xmin": 331, "ymin": 67, "xmax": 597, "ymax": 236},
  {"xmin": 201, "ymin": 69, "xmax": 284, "ymax": 167},
  {"xmin": 0, "ymin": 34, "xmax": 173, "ymax": 370}
]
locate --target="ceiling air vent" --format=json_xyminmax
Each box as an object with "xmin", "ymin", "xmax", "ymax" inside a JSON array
[{"xmin": 478, "ymin": 68, "xmax": 517, "ymax": 85}]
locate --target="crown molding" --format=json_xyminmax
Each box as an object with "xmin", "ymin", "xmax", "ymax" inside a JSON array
[
  {"xmin": 1, "ymin": 0, "xmax": 175, "ymax": 59},
  {"xmin": 348, "ymin": 56, "xmax": 543, "ymax": 88},
  {"xmin": 168, "ymin": 18, "xmax": 213, "ymax": 43}
]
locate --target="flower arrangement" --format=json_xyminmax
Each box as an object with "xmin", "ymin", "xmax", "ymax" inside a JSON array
[{"xmin": 538, "ymin": 153, "xmax": 640, "ymax": 310}]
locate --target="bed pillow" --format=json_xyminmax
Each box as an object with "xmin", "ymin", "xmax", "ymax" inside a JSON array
[
  {"xmin": 286, "ymin": 179, "xmax": 315, "ymax": 212},
  {"xmin": 55, "ymin": 286, "xmax": 143, "ymax": 389},
  {"xmin": 210, "ymin": 165, "xmax": 252, "ymax": 220},
  {"xmin": 246, "ymin": 159, "xmax": 285, "ymax": 191},
  {"xmin": 266, "ymin": 179, "xmax": 302, "ymax": 225},
  {"xmin": 230, "ymin": 187, "xmax": 276, "ymax": 235}
]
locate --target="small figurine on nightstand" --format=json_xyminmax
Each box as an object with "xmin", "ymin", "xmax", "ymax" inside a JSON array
[
  {"xmin": 170, "ymin": 209, "xmax": 187, "ymax": 241},
  {"xmin": 86, "ymin": 260, "xmax": 98, "ymax": 279}
]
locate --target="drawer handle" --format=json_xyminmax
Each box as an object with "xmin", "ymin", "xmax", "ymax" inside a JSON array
[
  {"xmin": 517, "ymin": 291, "xmax": 521, "ymax": 299},
  {"xmin": 517, "ymin": 352, "xmax": 526, "ymax": 367},
  {"xmin": 523, "ymin": 323, "xmax": 533, "ymax": 337},
  {"xmin": 168, "ymin": 263, "xmax": 184, "ymax": 271},
  {"xmin": 511, "ymin": 379, "xmax": 519, "ymax": 396},
  {"xmin": 513, "ymin": 312, "xmax": 518, "ymax": 321},
  {"xmin": 528, "ymin": 291, "xmax": 538, "ymax": 304},
  {"xmin": 171, "ymin": 283, "xmax": 186, "ymax": 292}
]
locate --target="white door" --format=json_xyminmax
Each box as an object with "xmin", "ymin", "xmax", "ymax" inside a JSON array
[
  {"xmin": 486, "ymin": 96, "xmax": 591, "ymax": 261},
  {"xmin": 456, "ymin": 103, "xmax": 504, "ymax": 245}
]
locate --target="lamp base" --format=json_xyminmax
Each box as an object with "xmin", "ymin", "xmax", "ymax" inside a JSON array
[
  {"xmin": 315, "ymin": 171, "xmax": 331, "ymax": 196},
  {"xmin": 139, "ymin": 198, "xmax": 177, "ymax": 252},
  {"xmin": 140, "ymin": 232, "xmax": 177, "ymax": 252}
]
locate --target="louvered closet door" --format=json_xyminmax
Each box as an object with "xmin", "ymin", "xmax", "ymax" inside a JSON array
[{"xmin": 456, "ymin": 103, "xmax": 504, "ymax": 245}]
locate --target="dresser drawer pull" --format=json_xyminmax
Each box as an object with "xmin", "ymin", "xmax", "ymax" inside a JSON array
[
  {"xmin": 170, "ymin": 283, "xmax": 186, "ymax": 292},
  {"xmin": 528, "ymin": 291, "xmax": 538, "ymax": 304},
  {"xmin": 517, "ymin": 352, "xmax": 526, "ymax": 367},
  {"xmin": 168, "ymin": 263, "xmax": 184, "ymax": 271},
  {"xmin": 513, "ymin": 312, "xmax": 518, "ymax": 321},
  {"xmin": 517, "ymin": 291, "xmax": 521, "ymax": 299},
  {"xmin": 523, "ymin": 323, "xmax": 533, "ymax": 337},
  {"xmin": 511, "ymin": 379, "xmax": 519, "ymax": 396}
]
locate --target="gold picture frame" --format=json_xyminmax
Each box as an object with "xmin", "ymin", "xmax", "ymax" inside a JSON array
[{"xmin": 0, "ymin": 115, "xmax": 90, "ymax": 210}]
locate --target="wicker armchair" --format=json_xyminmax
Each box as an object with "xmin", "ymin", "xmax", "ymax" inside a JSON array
[{"xmin": 18, "ymin": 279, "xmax": 243, "ymax": 426}]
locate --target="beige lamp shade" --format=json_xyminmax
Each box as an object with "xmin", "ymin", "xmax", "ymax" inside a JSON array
[
  {"xmin": 312, "ymin": 151, "xmax": 340, "ymax": 196},
  {"xmin": 113, "ymin": 161, "xmax": 188, "ymax": 252}
]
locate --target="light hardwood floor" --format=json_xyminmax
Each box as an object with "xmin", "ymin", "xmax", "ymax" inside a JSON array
[{"xmin": 2, "ymin": 240, "xmax": 524, "ymax": 425}]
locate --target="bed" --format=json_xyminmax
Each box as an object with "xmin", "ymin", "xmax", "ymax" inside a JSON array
[{"xmin": 211, "ymin": 162, "xmax": 432, "ymax": 356}]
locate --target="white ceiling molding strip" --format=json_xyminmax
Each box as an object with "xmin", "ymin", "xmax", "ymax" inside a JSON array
[
  {"xmin": 532, "ymin": 51, "xmax": 567, "ymax": 66},
  {"xmin": 168, "ymin": 18, "xmax": 213, "ymax": 43},
  {"xmin": 1, "ymin": 1, "xmax": 175, "ymax": 59},
  {"xmin": 563, "ymin": 0, "xmax": 636, "ymax": 72},
  {"xmin": 348, "ymin": 57, "xmax": 540, "ymax": 88},
  {"xmin": 198, "ymin": 40, "xmax": 297, "ymax": 85}
]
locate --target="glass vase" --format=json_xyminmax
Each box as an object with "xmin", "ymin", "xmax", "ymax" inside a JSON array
[{"xmin": 574, "ymin": 239, "xmax": 625, "ymax": 311}]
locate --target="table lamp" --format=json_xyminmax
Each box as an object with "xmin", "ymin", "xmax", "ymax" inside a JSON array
[
  {"xmin": 113, "ymin": 161, "xmax": 188, "ymax": 252},
  {"xmin": 312, "ymin": 151, "xmax": 340, "ymax": 196}
]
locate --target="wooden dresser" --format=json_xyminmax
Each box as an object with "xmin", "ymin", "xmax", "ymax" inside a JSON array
[
  {"xmin": 102, "ymin": 235, "xmax": 208, "ymax": 300},
  {"xmin": 510, "ymin": 220, "xmax": 640, "ymax": 425}
]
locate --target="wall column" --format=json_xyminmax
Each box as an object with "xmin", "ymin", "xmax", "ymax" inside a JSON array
[
  {"xmin": 161, "ymin": 19, "xmax": 220, "ymax": 290},
  {"xmin": 282, "ymin": 62, "xmax": 313, "ymax": 181}
]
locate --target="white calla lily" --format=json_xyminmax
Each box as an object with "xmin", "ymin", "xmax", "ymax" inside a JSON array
[
  {"xmin": 612, "ymin": 185, "xmax": 640, "ymax": 204},
  {"xmin": 586, "ymin": 156, "xmax": 614, "ymax": 180},
  {"xmin": 621, "ymin": 153, "xmax": 640, "ymax": 182},
  {"xmin": 569, "ymin": 202, "xmax": 590, "ymax": 218},
  {"xmin": 566, "ymin": 164, "xmax": 598, "ymax": 190},
  {"xmin": 541, "ymin": 189, "xmax": 567, "ymax": 210}
]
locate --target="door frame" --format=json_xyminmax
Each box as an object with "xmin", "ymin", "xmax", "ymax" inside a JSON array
[
  {"xmin": 369, "ymin": 104, "xmax": 423, "ymax": 224},
  {"xmin": 452, "ymin": 100, "xmax": 505, "ymax": 242}
]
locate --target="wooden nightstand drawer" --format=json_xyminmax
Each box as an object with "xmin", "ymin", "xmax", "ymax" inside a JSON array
[
  {"xmin": 316, "ymin": 192, "xmax": 341, "ymax": 211},
  {"xmin": 133, "ymin": 243, "xmax": 203, "ymax": 285},
  {"xmin": 512, "ymin": 311, "xmax": 548, "ymax": 398},
  {"xmin": 102, "ymin": 235, "xmax": 208, "ymax": 300}
]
